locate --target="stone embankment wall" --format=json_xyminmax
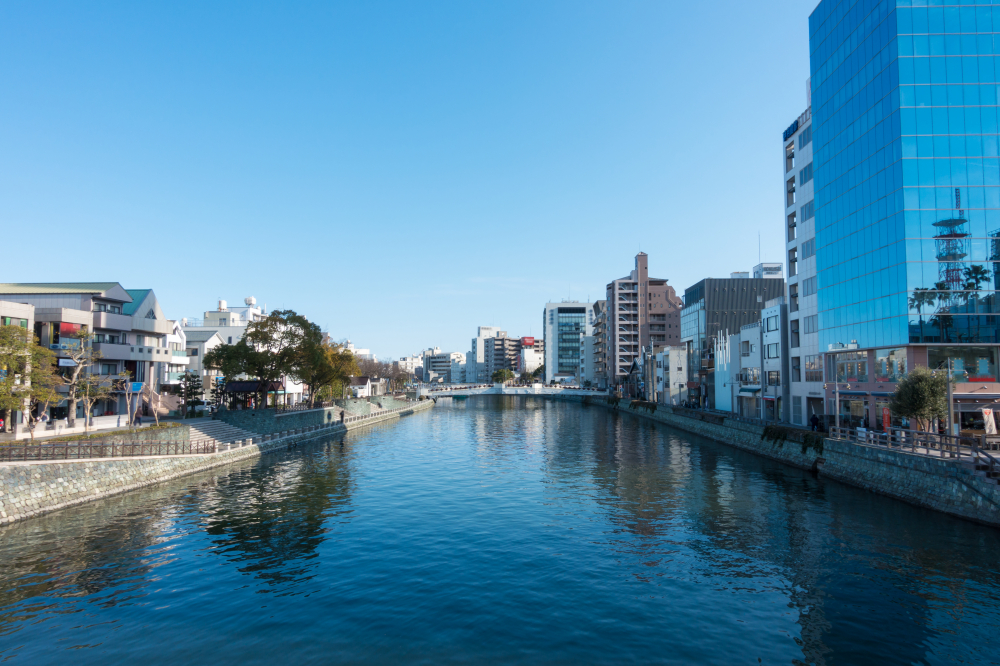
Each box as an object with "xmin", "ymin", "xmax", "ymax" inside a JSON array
[
  {"xmin": 595, "ymin": 398, "xmax": 1000, "ymax": 527},
  {"xmin": 0, "ymin": 400, "xmax": 433, "ymax": 526}
]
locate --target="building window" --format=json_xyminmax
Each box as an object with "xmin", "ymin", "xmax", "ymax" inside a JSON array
[
  {"xmin": 766, "ymin": 315, "xmax": 779, "ymax": 332},
  {"xmin": 834, "ymin": 351, "xmax": 867, "ymax": 383},
  {"xmin": 801, "ymin": 238, "xmax": 815, "ymax": 259},
  {"xmin": 798, "ymin": 124, "xmax": 811, "ymax": 149},
  {"xmin": 874, "ymin": 348, "xmax": 907, "ymax": 382},
  {"xmin": 805, "ymin": 355, "xmax": 822, "ymax": 382},
  {"xmin": 767, "ymin": 371, "xmax": 780, "ymax": 386},
  {"xmin": 99, "ymin": 363, "xmax": 117, "ymax": 375},
  {"xmin": 790, "ymin": 319, "xmax": 800, "ymax": 347},
  {"xmin": 799, "ymin": 162, "xmax": 813, "ymax": 186},
  {"xmin": 785, "ymin": 143, "xmax": 794, "ymax": 173},
  {"xmin": 786, "ymin": 177, "xmax": 796, "ymax": 207},
  {"xmin": 788, "ymin": 247, "xmax": 797, "ymax": 277},
  {"xmin": 791, "ymin": 356, "xmax": 801, "ymax": 382},
  {"xmin": 765, "ymin": 343, "xmax": 780, "ymax": 359},
  {"xmin": 800, "ymin": 200, "xmax": 814, "ymax": 221},
  {"xmin": 928, "ymin": 347, "xmax": 998, "ymax": 383},
  {"xmin": 802, "ymin": 276, "xmax": 817, "ymax": 297},
  {"xmin": 188, "ymin": 348, "xmax": 199, "ymax": 356},
  {"xmin": 803, "ymin": 315, "xmax": 818, "ymax": 335},
  {"xmin": 787, "ymin": 212, "xmax": 797, "ymax": 241},
  {"xmin": 789, "ymin": 284, "xmax": 799, "ymax": 312}
]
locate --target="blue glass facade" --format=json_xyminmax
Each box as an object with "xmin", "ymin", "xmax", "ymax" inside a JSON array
[{"xmin": 812, "ymin": 0, "xmax": 1000, "ymax": 351}]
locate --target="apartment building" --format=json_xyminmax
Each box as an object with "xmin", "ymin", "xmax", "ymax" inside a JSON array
[
  {"xmin": 591, "ymin": 300, "xmax": 608, "ymax": 388},
  {"xmin": 467, "ymin": 326, "xmax": 504, "ymax": 383},
  {"xmin": 603, "ymin": 253, "xmax": 683, "ymax": 390},
  {"xmin": 0, "ymin": 283, "xmax": 180, "ymax": 419},
  {"xmin": 783, "ymin": 99, "xmax": 824, "ymax": 426},
  {"xmin": 519, "ymin": 338, "xmax": 544, "ymax": 374}
]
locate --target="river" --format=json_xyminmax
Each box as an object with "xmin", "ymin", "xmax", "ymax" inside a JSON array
[{"xmin": 0, "ymin": 396, "xmax": 998, "ymax": 664}]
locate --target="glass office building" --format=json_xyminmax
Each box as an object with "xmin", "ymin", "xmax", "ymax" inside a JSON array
[{"xmin": 811, "ymin": 0, "xmax": 1000, "ymax": 424}]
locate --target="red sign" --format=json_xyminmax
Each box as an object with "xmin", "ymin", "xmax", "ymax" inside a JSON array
[
  {"xmin": 882, "ymin": 407, "xmax": 891, "ymax": 430},
  {"xmin": 521, "ymin": 337, "xmax": 535, "ymax": 347}
]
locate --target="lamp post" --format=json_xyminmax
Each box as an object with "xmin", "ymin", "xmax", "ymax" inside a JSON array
[{"xmin": 824, "ymin": 381, "xmax": 852, "ymax": 429}]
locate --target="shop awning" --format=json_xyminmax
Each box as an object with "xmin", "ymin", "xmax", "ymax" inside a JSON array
[{"xmin": 739, "ymin": 388, "xmax": 760, "ymax": 394}]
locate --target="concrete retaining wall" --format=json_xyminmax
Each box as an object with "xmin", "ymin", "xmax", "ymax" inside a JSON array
[
  {"xmin": 597, "ymin": 398, "xmax": 1000, "ymax": 526},
  {"xmin": 0, "ymin": 400, "xmax": 433, "ymax": 526}
]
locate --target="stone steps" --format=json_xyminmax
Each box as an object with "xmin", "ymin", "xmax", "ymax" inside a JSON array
[{"xmin": 188, "ymin": 420, "xmax": 258, "ymax": 447}]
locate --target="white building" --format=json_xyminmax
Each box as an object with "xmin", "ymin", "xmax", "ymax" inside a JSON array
[
  {"xmin": 182, "ymin": 296, "xmax": 304, "ymax": 405},
  {"xmin": 395, "ymin": 354, "xmax": 423, "ymax": 376},
  {"xmin": 761, "ymin": 297, "xmax": 791, "ymax": 422},
  {"xmin": 520, "ymin": 341, "xmax": 544, "ymax": 375},
  {"xmin": 783, "ymin": 97, "xmax": 824, "ymax": 425},
  {"xmin": 345, "ymin": 340, "xmax": 376, "ymax": 361},
  {"xmin": 423, "ymin": 350, "xmax": 464, "ymax": 383},
  {"xmin": 578, "ymin": 335, "xmax": 597, "ymax": 386},
  {"xmin": 467, "ymin": 326, "xmax": 504, "ymax": 383},
  {"xmin": 542, "ymin": 301, "xmax": 595, "ymax": 384},
  {"xmin": 654, "ymin": 346, "xmax": 688, "ymax": 406},
  {"xmin": 184, "ymin": 330, "xmax": 225, "ymax": 404}
]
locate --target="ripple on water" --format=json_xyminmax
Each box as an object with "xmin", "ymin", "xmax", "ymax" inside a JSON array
[{"xmin": 0, "ymin": 397, "xmax": 999, "ymax": 665}]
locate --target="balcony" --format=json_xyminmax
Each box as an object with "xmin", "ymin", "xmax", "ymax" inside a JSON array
[
  {"xmin": 164, "ymin": 372, "xmax": 186, "ymax": 384},
  {"xmin": 131, "ymin": 317, "xmax": 173, "ymax": 335},
  {"xmin": 93, "ymin": 342, "xmax": 132, "ymax": 360},
  {"xmin": 92, "ymin": 311, "xmax": 133, "ymax": 332}
]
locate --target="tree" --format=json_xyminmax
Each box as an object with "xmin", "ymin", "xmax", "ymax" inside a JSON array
[
  {"xmin": 181, "ymin": 371, "xmax": 204, "ymax": 417},
  {"xmin": 59, "ymin": 330, "xmax": 103, "ymax": 427},
  {"xmin": 203, "ymin": 310, "xmax": 310, "ymax": 408},
  {"xmin": 77, "ymin": 372, "xmax": 119, "ymax": 432},
  {"xmin": 964, "ymin": 264, "xmax": 990, "ymax": 340},
  {"xmin": 492, "ymin": 368, "xmax": 515, "ymax": 384},
  {"xmin": 519, "ymin": 371, "xmax": 535, "ymax": 384},
  {"xmin": 888, "ymin": 365, "xmax": 948, "ymax": 432},
  {"xmin": 210, "ymin": 378, "xmax": 226, "ymax": 409},
  {"xmin": 0, "ymin": 324, "xmax": 60, "ymax": 439}
]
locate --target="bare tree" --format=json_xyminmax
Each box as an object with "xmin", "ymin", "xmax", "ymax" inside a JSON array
[{"xmin": 59, "ymin": 331, "xmax": 103, "ymax": 427}]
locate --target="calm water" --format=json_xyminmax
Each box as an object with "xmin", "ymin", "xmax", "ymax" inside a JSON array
[{"xmin": 1, "ymin": 397, "xmax": 999, "ymax": 665}]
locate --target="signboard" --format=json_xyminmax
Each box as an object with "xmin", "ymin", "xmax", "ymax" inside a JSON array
[
  {"xmin": 984, "ymin": 408, "xmax": 997, "ymax": 435},
  {"xmin": 882, "ymin": 407, "xmax": 891, "ymax": 430},
  {"xmin": 131, "ymin": 382, "xmax": 144, "ymax": 392},
  {"xmin": 521, "ymin": 337, "xmax": 535, "ymax": 347},
  {"xmin": 58, "ymin": 358, "xmax": 78, "ymax": 367}
]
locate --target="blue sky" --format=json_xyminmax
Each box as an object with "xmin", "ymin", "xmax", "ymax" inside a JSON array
[{"xmin": 2, "ymin": 1, "xmax": 814, "ymax": 360}]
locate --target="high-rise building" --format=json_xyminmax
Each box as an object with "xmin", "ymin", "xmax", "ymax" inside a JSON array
[
  {"xmin": 542, "ymin": 301, "xmax": 595, "ymax": 383},
  {"xmin": 810, "ymin": 1, "xmax": 1000, "ymax": 428},
  {"xmin": 603, "ymin": 253, "xmax": 683, "ymax": 390},
  {"xmin": 783, "ymin": 98, "xmax": 824, "ymax": 426}
]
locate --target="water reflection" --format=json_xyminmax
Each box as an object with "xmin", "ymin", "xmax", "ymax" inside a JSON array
[{"xmin": 0, "ymin": 399, "xmax": 998, "ymax": 665}]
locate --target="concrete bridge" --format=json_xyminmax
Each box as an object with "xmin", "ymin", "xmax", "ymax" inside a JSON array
[{"xmin": 417, "ymin": 383, "xmax": 610, "ymax": 399}]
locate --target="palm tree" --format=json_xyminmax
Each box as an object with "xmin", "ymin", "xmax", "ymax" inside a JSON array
[
  {"xmin": 931, "ymin": 281, "xmax": 953, "ymax": 342},
  {"xmin": 909, "ymin": 288, "xmax": 936, "ymax": 342},
  {"xmin": 964, "ymin": 264, "xmax": 991, "ymax": 341}
]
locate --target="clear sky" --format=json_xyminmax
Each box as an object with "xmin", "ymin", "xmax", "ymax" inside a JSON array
[{"xmin": 2, "ymin": 1, "xmax": 815, "ymax": 360}]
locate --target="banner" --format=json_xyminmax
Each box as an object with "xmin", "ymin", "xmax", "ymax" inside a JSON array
[{"xmin": 983, "ymin": 408, "xmax": 997, "ymax": 435}]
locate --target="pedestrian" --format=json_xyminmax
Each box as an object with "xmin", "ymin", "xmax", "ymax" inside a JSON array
[{"xmin": 810, "ymin": 414, "xmax": 819, "ymax": 432}]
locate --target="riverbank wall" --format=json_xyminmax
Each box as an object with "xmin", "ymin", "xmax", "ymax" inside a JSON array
[
  {"xmin": 0, "ymin": 400, "xmax": 434, "ymax": 526},
  {"xmin": 588, "ymin": 397, "xmax": 1000, "ymax": 527}
]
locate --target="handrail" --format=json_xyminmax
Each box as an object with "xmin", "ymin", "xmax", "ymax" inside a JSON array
[{"xmin": 828, "ymin": 425, "xmax": 980, "ymax": 460}]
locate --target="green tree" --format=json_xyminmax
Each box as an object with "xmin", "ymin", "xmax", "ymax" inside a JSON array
[
  {"xmin": 888, "ymin": 365, "xmax": 948, "ymax": 432},
  {"xmin": 0, "ymin": 324, "xmax": 60, "ymax": 436},
  {"xmin": 492, "ymin": 368, "xmax": 515, "ymax": 384},
  {"xmin": 181, "ymin": 371, "xmax": 204, "ymax": 417}
]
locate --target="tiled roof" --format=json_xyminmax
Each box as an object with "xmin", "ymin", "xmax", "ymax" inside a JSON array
[{"xmin": 0, "ymin": 282, "xmax": 125, "ymax": 296}]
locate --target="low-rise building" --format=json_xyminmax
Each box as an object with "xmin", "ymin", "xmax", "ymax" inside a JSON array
[{"xmin": 0, "ymin": 283, "xmax": 177, "ymax": 420}]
